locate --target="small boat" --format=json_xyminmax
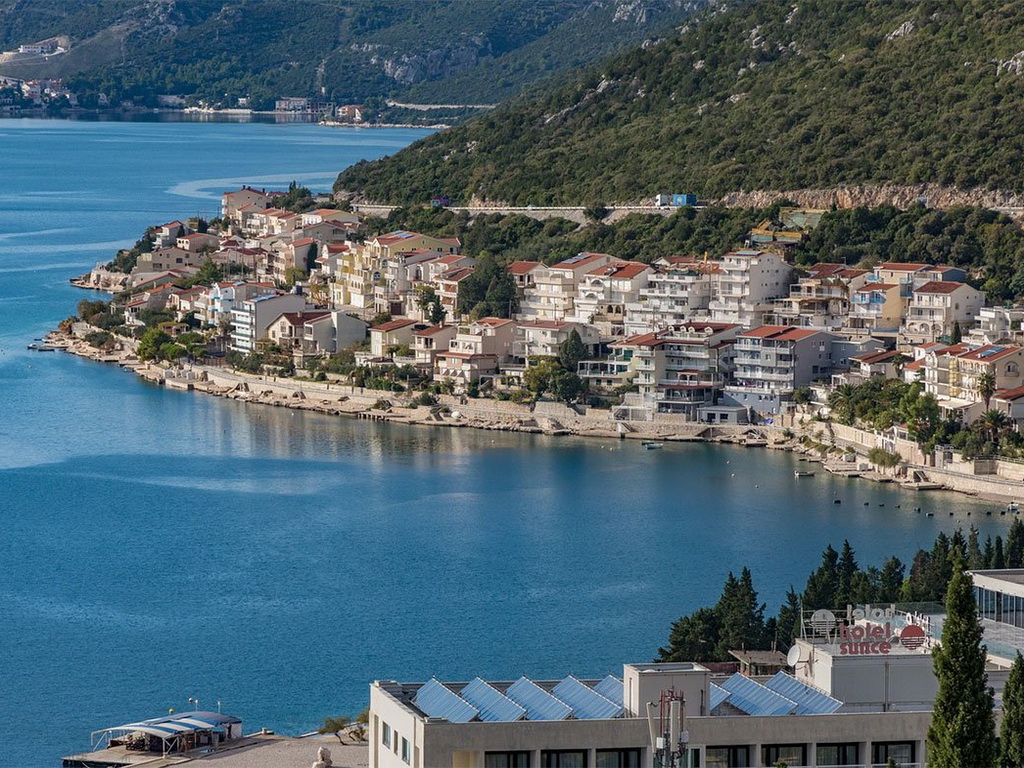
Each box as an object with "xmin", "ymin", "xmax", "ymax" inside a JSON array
[
  {"xmin": 1009, "ymin": 502, "xmax": 1020, "ymax": 513},
  {"xmin": 644, "ymin": 442, "xmax": 664, "ymax": 450},
  {"xmin": 794, "ymin": 470, "xmax": 815, "ymax": 477},
  {"xmin": 926, "ymin": 512, "xmax": 934, "ymax": 517},
  {"xmin": 833, "ymin": 499, "xmax": 842, "ymax": 504}
]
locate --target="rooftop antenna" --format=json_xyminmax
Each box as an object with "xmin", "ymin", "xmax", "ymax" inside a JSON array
[{"xmin": 647, "ymin": 689, "xmax": 688, "ymax": 767}]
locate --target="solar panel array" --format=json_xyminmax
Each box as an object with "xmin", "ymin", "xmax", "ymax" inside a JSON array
[
  {"xmin": 413, "ymin": 675, "xmax": 622, "ymax": 723},
  {"xmin": 552, "ymin": 676, "xmax": 624, "ymax": 720},
  {"xmin": 414, "ymin": 678, "xmax": 479, "ymax": 723},
  {"xmin": 506, "ymin": 677, "xmax": 573, "ymax": 721},
  {"xmin": 764, "ymin": 672, "xmax": 843, "ymax": 715},
  {"xmin": 709, "ymin": 682, "xmax": 731, "ymax": 711},
  {"xmin": 593, "ymin": 675, "xmax": 624, "ymax": 707},
  {"xmin": 712, "ymin": 673, "xmax": 844, "ymax": 717},
  {"xmin": 460, "ymin": 678, "xmax": 527, "ymax": 723},
  {"xmin": 718, "ymin": 674, "xmax": 798, "ymax": 716}
]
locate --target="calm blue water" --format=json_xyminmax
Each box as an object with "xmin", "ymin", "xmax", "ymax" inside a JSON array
[{"xmin": 0, "ymin": 119, "xmax": 1007, "ymax": 766}]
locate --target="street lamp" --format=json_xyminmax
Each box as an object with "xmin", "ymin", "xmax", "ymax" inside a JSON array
[{"xmin": 188, "ymin": 696, "xmax": 200, "ymax": 711}]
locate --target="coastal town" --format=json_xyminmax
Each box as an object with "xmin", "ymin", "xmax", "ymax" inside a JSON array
[{"xmin": 51, "ymin": 185, "xmax": 1024, "ymax": 504}]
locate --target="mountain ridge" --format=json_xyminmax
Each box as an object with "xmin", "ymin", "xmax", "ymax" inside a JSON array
[
  {"xmin": 0, "ymin": 0, "xmax": 706, "ymax": 109},
  {"xmin": 334, "ymin": 0, "xmax": 1024, "ymax": 204}
]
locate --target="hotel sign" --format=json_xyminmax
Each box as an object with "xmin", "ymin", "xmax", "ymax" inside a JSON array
[{"xmin": 808, "ymin": 605, "xmax": 928, "ymax": 655}]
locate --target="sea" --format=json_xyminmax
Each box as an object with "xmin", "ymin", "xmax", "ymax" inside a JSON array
[{"xmin": 0, "ymin": 118, "xmax": 1006, "ymax": 766}]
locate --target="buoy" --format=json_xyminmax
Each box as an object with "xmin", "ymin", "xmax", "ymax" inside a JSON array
[
  {"xmin": 864, "ymin": 502, "xmax": 869, "ymax": 506},
  {"xmin": 927, "ymin": 512, "xmax": 934, "ymax": 517},
  {"xmin": 834, "ymin": 499, "xmax": 842, "ymax": 504},
  {"xmin": 879, "ymin": 504, "xmax": 885, "ymax": 507}
]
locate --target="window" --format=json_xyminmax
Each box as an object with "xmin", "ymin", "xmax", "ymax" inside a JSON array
[
  {"xmin": 381, "ymin": 722, "xmax": 391, "ymax": 748},
  {"xmin": 485, "ymin": 752, "xmax": 530, "ymax": 768},
  {"xmin": 872, "ymin": 741, "xmax": 915, "ymax": 765},
  {"xmin": 541, "ymin": 751, "xmax": 586, "ymax": 768},
  {"xmin": 705, "ymin": 746, "xmax": 750, "ymax": 768},
  {"xmin": 401, "ymin": 737, "xmax": 410, "ymax": 764},
  {"xmin": 817, "ymin": 743, "xmax": 858, "ymax": 766},
  {"xmin": 762, "ymin": 745, "xmax": 805, "ymax": 767},
  {"xmin": 595, "ymin": 749, "xmax": 641, "ymax": 768}
]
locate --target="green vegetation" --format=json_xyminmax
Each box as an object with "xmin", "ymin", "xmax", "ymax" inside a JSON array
[
  {"xmin": 0, "ymin": 0, "xmax": 704, "ymax": 110},
  {"xmin": 365, "ymin": 201, "xmax": 1024, "ymax": 303},
  {"xmin": 1001, "ymin": 653, "xmax": 1024, "ymax": 768},
  {"xmin": 658, "ymin": 525, "xmax": 1024, "ymax": 661},
  {"xmin": 107, "ymin": 229, "xmax": 154, "ymax": 273},
  {"xmin": 927, "ymin": 563, "xmax": 997, "ymax": 767},
  {"xmin": 830, "ymin": 378, "xmax": 1024, "ymax": 459},
  {"xmin": 337, "ymin": 0, "xmax": 1024, "ymax": 204}
]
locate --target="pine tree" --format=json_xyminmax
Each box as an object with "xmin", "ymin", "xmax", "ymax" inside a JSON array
[
  {"xmin": 557, "ymin": 329, "xmax": 587, "ymax": 372},
  {"xmin": 878, "ymin": 557, "xmax": 906, "ymax": 603},
  {"xmin": 1007, "ymin": 519, "xmax": 1024, "ymax": 569},
  {"xmin": 969, "ymin": 525, "xmax": 984, "ymax": 570},
  {"xmin": 776, "ymin": 587, "xmax": 802, "ymax": 648},
  {"xmin": 715, "ymin": 568, "xmax": 767, "ymax": 657},
  {"xmin": 657, "ymin": 607, "xmax": 721, "ymax": 663},
  {"xmin": 1001, "ymin": 653, "xmax": 1024, "ymax": 768},
  {"xmin": 985, "ymin": 536, "xmax": 995, "ymax": 569},
  {"xmin": 926, "ymin": 561, "xmax": 997, "ymax": 767},
  {"xmin": 803, "ymin": 545, "xmax": 840, "ymax": 609},
  {"xmin": 996, "ymin": 536, "xmax": 1007, "ymax": 570}
]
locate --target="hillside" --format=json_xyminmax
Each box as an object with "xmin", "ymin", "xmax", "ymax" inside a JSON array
[
  {"xmin": 0, "ymin": 0, "xmax": 705, "ymax": 109},
  {"xmin": 334, "ymin": 0, "xmax": 1024, "ymax": 204}
]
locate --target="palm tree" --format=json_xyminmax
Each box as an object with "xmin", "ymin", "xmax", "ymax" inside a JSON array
[
  {"xmin": 979, "ymin": 370, "xmax": 997, "ymax": 410},
  {"xmin": 977, "ymin": 409, "xmax": 1011, "ymax": 446},
  {"xmin": 829, "ymin": 383, "xmax": 857, "ymax": 424}
]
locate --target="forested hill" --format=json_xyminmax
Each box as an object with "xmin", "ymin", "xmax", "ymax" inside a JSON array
[
  {"xmin": 0, "ymin": 0, "xmax": 706, "ymax": 109},
  {"xmin": 335, "ymin": 0, "xmax": 1024, "ymax": 205}
]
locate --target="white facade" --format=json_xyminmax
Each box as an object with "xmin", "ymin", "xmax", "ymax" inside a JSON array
[
  {"xmin": 708, "ymin": 250, "xmax": 793, "ymax": 327},
  {"xmin": 230, "ymin": 293, "xmax": 312, "ymax": 352}
]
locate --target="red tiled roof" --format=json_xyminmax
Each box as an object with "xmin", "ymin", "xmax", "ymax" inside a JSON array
[
  {"xmin": 371, "ymin": 318, "xmax": 418, "ymax": 332},
  {"xmin": 277, "ymin": 311, "xmax": 331, "ymax": 326},
  {"xmin": 996, "ymin": 385, "xmax": 1024, "ymax": 402},
  {"xmin": 551, "ymin": 252, "xmax": 612, "ymax": 270},
  {"xmin": 806, "ymin": 263, "xmax": 846, "ymax": 277},
  {"xmin": 413, "ymin": 325, "xmax": 455, "ymax": 337},
  {"xmin": 852, "ymin": 349, "xmax": 906, "ymax": 365},
  {"xmin": 915, "ymin": 281, "xmax": 965, "ymax": 295},
  {"xmin": 508, "ymin": 260, "xmax": 542, "ymax": 275},
  {"xmin": 587, "ymin": 260, "xmax": 650, "ymax": 279},
  {"xmin": 616, "ymin": 331, "xmax": 664, "ymax": 348},
  {"xmin": 439, "ymin": 267, "xmax": 475, "ymax": 282},
  {"xmin": 741, "ymin": 325, "xmax": 821, "ymax": 342},
  {"xmin": 290, "ymin": 237, "xmax": 316, "ymax": 247},
  {"xmin": 475, "ymin": 317, "xmax": 514, "ymax": 327},
  {"xmin": 957, "ymin": 344, "xmax": 1023, "ymax": 362},
  {"xmin": 904, "ymin": 359, "xmax": 926, "ymax": 371}
]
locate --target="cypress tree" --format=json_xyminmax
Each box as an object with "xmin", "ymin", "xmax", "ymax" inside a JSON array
[
  {"xmin": 926, "ymin": 561, "xmax": 996, "ymax": 767},
  {"xmin": 1001, "ymin": 653, "xmax": 1024, "ymax": 768},
  {"xmin": 985, "ymin": 536, "xmax": 995, "ymax": 569},
  {"xmin": 878, "ymin": 557, "xmax": 905, "ymax": 603},
  {"xmin": 803, "ymin": 545, "xmax": 840, "ymax": 608},
  {"xmin": 837, "ymin": 540, "xmax": 858, "ymax": 607},
  {"xmin": 996, "ymin": 536, "xmax": 1007, "ymax": 570}
]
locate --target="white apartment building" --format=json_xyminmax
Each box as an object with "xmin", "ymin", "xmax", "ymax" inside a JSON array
[
  {"xmin": 571, "ymin": 261, "xmax": 652, "ymax": 336},
  {"xmin": 519, "ymin": 253, "xmax": 615, "ymax": 321},
  {"xmin": 624, "ymin": 256, "xmax": 720, "ymax": 335},
  {"xmin": 765, "ymin": 265, "xmax": 869, "ymax": 331},
  {"xmin": 513, "ymin": 320, "xmax": 600, "ymax": 363},
  {"xmin": 616, "ymin": 323, "xmax": 741, "ymax": 419},
  {"xmin": 230, "ymin": 292, "xmax": 313, "ymax": 352},
  {"xmin": 903, "ymin": 281, "xmax": 985, "ymax": 342},
  {"xmin": 708, "ymin": 250, "xmax": 793, "ymax": 327},
  {"xmin": 968, "ymin": 306, "xmax": 1024, "ymax": 345}
]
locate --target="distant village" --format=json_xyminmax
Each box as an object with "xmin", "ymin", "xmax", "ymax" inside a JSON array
[{"xmin": 67, "ymin": 187, "xmax": 1024, "ymax": 439}]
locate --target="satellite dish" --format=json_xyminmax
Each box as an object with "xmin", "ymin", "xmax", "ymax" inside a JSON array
[{"xmin": 787, "ymin": 645, "xmax": 802, "ymax": 667}]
